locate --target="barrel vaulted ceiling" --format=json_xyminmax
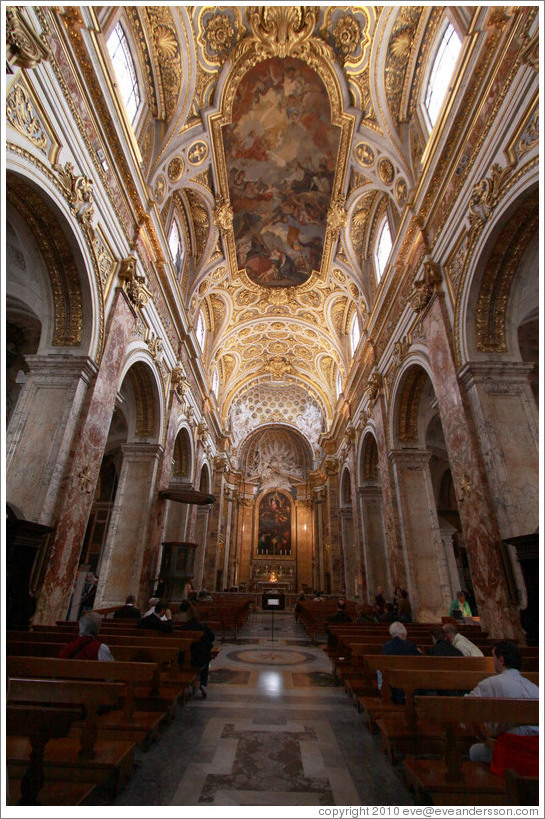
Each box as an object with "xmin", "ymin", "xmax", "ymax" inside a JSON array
[{"xmin": 111, "ymin": 5, "xmax": 448, "ymax": 454}]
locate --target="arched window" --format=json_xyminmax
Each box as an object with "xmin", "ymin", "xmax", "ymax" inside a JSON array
[
  {"xmin": 425, "ymin": 23, "xmax": 462, "ymax": 128},
  {"xmin": 350, "ymin": 313, "xmax": 361, "ymax": 357},
  {"xmin": 168, "ymin": 220, "xmax": 184, "ymax": 278},
  {"xmin": 375, "ymin": 218, "xmax": 392, "ymax": 281},
  {"xmin": 336, "ymin": 369, "xmax": 343, "ymax": 399},
  {"xmin": 107, "ymin": 23, "xmax": 141, "ymax": 125},
  {"xmin": 196, "ymin": 311, "xmax": 206, "ymax": 350},
  {"xmin": 211, "ymin": 368, "xmax": 219, "ymax": 397}
]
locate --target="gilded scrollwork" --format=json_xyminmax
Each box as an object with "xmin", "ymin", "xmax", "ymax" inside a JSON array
[
  {"xmin": 6, "ymin": 6, "xmax": 50, "ymax": 70},
  {"xmin": 6, "ymin": 81, "xmax": 49, "ymax": 155},
  {"xmin": 118, "ymin": 256, "xmax": 153, "ymax": 309}
]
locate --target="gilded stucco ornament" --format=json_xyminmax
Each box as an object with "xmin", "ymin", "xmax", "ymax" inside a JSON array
[
  {"xmin": 333, "ymin": 14, "xmax": 361, "ymax": 60},
  {"xmin": 213, "ymin": 454, "xmax": 228, "ymax": 473},
  {"xmin": 468, "ymin": 163, "xmax": 512, "ymax": 241},
  {"xmin": 6, "ymin": 6, "xmax": 50, "ymax": 69},
  {"xmin": 146, "ymin": 334, "xmax": 163, "ymax": 362},
  {"xmin": 53, "ymin": 162, "xmax": 96, "ymax": 236},
  {"xmin": 204, "ymin": 13, "xmax": 236, "ymax": 60},
  {"xmin": 364, "ymin": 373, "xmax": 383, "ymax": 404},
  {"xmin": 354, "ymin": 142, "xmax": 375, "ymax": 167},
  {"xmin": 324, "ymin": 457, "xmax": 339, "ymax": 476},
  {"xmin": 242, "ymin": 6, "xmax": 322, "ymax": 61},
  {"xmin": 118, "ymin": 256, "xmax": 152, "ymax": 309},
  {"xmin": 214, "ymin": 197, "xmax": 234, "ymax": 234},
  {"xmin": 409, "ymin": 261, "xmax": 441, "ymax": 312},
  {"xmin": 261, "ymin": 356, "xmax": 294, "ymax": 379},
  {"xmin": 327, "ymin": 197, "xmax": 348, "ymax": 240},
  {"xmin": 6, "ymin": 82, "xmax": 48, "ymax": 155},
  {"xmin": 171, "ymin": 367, "xmax": 189, "ymax": 400},
  {"xmin": 167, "ymin": 156, "xmax": 184, "ymax": 182}
]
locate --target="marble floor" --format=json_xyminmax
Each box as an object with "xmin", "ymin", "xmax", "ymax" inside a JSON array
[{"xmin": 114, "ymin": 611, "xmax": 415, "ymax": 809}]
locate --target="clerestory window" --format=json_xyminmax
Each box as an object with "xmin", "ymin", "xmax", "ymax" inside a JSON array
[
  {"xmin": 425, "ymin": 23, "xmax": 462, "ymax": 128},
  {"xmin": 168, "ymin": 220, "xmax": 184, "ymax": 278},
  {"xmin": 107, "ymin": 23, "xmax": 141, "ymax": 125},
  {"xmin": 196, "ymin": 311, "xmax": 206, "ymax": 350},
  {"xmin": 375, "ymin": 218, "xmax": 392, "ymax": 282},
  {"xmin": 350, "ymin": 313, "xmax": 361, "ymax": 357}
]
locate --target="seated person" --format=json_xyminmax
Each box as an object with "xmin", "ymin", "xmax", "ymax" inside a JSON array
[
  {"xmin": 466, "ymin": 641, "xmax": 539, "ymax": 775},
  {"xmin": 113, "ymin": 594, "xmax": 141, "ymax": 619},
  {"xmin": 374, "ymin": 586, "xmax": 386, "ymax": 619},
  {"xmin": 138, "ymin": 600, "xmax": 174, "ymax": 632},
  {"xmin": 428, "ymin": 626, "xmax": 463, "ymax": 656},
  {"xmin": 380, "ymin": 621, "xmax": 422, "ymax": 703},
  {"xmin": 443, "ymin": 624, "xmax": 483, "ymax": 656},
  {"xmin": 327, "ymin": 598, "xmax": 352, "ymax": 623},
  {"xmin": 60, "ymin": 611, "xmax": 114, "ymax": 661},
  {"xmin": 377, "ymin": 602, "xmax": 396, "ymax": 623},
  {"xmin": 449, "ymin": 590, "xmax": 472, "ymax": 619},
  {"xmin": 355, "ymin": 604, "xmax": 374, "ymax": 624}
]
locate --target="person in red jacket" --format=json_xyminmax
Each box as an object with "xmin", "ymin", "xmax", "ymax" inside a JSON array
[{"xmin": 59, "ymin": 611, "xmax": 114, "ymax": 661}]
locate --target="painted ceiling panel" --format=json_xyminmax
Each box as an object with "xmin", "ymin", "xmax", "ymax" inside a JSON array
[{"xmin": 223, "ymin": 57, "xmax": 340, "ymax": 287}]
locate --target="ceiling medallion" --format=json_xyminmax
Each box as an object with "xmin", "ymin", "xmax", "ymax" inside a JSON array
[
  {"xmin": 378, "ymin": 158, "xmax": 395, "ymax": 186},
  {"xmin": 167, "ymin": 156, "xmax": 184, "ymax": 182},
  {"xmin": 354, "ymin": 142, "xmax": 375, "ymax": 167},
  {"xmin": 333, "ymin": 15, "xmax": 361, "ymax": 58},
  {"xmin": 188, "ymin": 141, "xmax": 209, "ymax": 165}
]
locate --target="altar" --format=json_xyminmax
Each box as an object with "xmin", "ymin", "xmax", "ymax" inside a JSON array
[{"xmin": 255, "ymin": 579, "xmax": 292, "ymax": 592}]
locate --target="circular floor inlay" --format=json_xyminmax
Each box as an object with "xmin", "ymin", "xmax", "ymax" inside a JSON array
[{"xmin": 225, "ymin": 648, "xmax": 317, "ymax": 666}]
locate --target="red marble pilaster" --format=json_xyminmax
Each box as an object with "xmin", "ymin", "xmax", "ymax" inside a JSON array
[
  {"xmin": 33, "ymin": 288, "xmax": 137, "ymax": 624},
  {"xmin": 202, "ymin": 465, "xmax": 226, "ymax": 590},
  {"xmin": 372, "ymin": 396, "xmax": 408, "ymax": 591},
  {"xmin": 423, "ymin": 293, "xmax": 523, "ymax": 639},
  {"xmin": 326, "ymin": 467, "xmax": 343, "ymax": 594},
  {"xmin": 136, "ymin": 392, "xmax": 184, "ymax": 605}
]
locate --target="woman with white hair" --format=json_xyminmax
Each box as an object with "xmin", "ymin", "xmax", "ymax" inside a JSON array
[{"xmin": 379, "ymin": 621, "xmax": 422, "ymax": 703}]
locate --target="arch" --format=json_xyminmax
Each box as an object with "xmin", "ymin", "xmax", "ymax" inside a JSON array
[
  {"xmin": 457, "ymin": 181, "xmax": 539, "ymax": 367},
  {"xmin": 6, "ymin": 170, "xmax": 99, "ymax": 357},
  {"xmin": 360, "ymin": 430, "xmax": 380, "ymax": 484},
  {"xmin": 118, "ymin": 355, "xmax": 164, "ymax": 444},
  {"xmin": 172, "ymin": 426, "xmax": 194, "ymax": 481},
  {"xmin": 198, "ymin": 462, "xmax": 211, "ymax": 495},
  {"xmin": 340, "ymin": 466, "xmax": 352, "ymax": 508}
]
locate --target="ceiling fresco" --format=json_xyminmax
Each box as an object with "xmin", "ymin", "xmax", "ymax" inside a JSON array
[{"xmin": 223, "ymin": 57, "xmax": 340, "ymax": 287}]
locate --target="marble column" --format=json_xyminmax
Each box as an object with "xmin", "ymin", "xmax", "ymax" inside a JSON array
[
  {"xmin": 97, "ymin": 442, "xmax": 162, "ymax": 607},
  {"xmin": 136, "ymin": 391, "xmax": 185, "ymax": 606},
  {"xmin": 32, "ymin": 287, "xmax": 137, "ymax": 624},
  {"xmin": 325, "ymin": 465, "xmax": 343, "ymax": 594},
  {"xmin": 6, "ymin": 354, "xmax": 97, "ymax": 523},
  {"xmin": 372, "ymin": 395, "xmax": 408, "ymax": 592},
  {"xmin": 193, "ymin": 506, "xmax": 212, "ymax": 592},
  {"xmin": 313, "ymin": 489, "xmax": 325, "ymax": 593},
  {"xmin": 358, "ymin": 485, "xmax": 390, "ymax": 605},
  {"xmin": 202, "ymin": 465, "xmax": 226, "ymax": 591},
  {"xmin": 222, "ymin": 489, "xmax": 235, "ymax": 589},
  {"xmin": 459, "ymin": 361, "xmax": 539, "ymax": 538},
  {"xmin": 423, "ymin": 292, "xmax": 523, "ymax": 638},
  {"xmin": 390, "ymin": 448, "xmax": 452, "ymax": 620}
]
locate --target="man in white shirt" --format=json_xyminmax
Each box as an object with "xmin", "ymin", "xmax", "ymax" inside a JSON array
[
  {"xmin": 443, "ymin": 624, "xmax": 484, "ymax": 656},
  {"xmin": 466, "ymin": 640, "xmax": 539, "ymax": 764}
]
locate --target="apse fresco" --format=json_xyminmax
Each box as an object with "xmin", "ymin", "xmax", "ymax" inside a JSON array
[
  {"xmin": 257, "ymin": 491, "xmax": 292, "ymax": 555},
  {"xmin": 224, "ymin": 57, "xmax": 340, "ymax": 287}
]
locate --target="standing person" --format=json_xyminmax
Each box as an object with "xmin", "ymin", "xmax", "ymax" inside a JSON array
[
  {"xmin": 177, "ymin": 601, "xmax": 215, "ymax": 699},
  {"xmin": 397, "ymin": 589, "xmax": 412, "ymax": 623},
  {"xmin": 60, "ymin": 612, "xmax": 114, "ymax": 661},
  {"xmin": 466, "ymin": 641, "xmax": 539, "ymax": 775},
  {"xmin": 78, "ymin": 573, "xmax": 98, "ymax": 618},
  {"xmin": 154, "ymin": 576, "xmax": 167, "ymax": 598},
  {"xmin": 449, "ymin": 590, "xmax": 472, "ymax": 618},
  {"xmin": 443, "ymin": 624, "xmax": 484, "ymax": 656},
  {"xmin": 374, "ymin": 586, "xmax": 386, "ymax": 620},
  {"xmin": 392, "ymin": 586, "xmax": 403, "ymax": 617},
  {"xmin": 138, "ymin": 601, "xmax": 174, "ymax": 633},
  {"xmin": 113, "ymin": 594, "xmax": 141, "ymax": 619}
]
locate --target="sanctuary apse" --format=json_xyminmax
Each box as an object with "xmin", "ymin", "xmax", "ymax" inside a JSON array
[{"xmin": 5, "ymin": 6, "xmax": 540, "ymax": 639}]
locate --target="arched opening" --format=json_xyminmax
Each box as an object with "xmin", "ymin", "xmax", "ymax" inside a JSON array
[{"xmin": 359, "ymin": 432, "xmax": 390, "ymax": 604}]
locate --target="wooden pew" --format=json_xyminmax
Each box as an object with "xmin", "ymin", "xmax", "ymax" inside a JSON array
[
  {"xmin": 403, "ymin": 696, "xmax": 539, "ymax": 805},
  {"xmin": 7, "ymin": 677, "xmax": 136, "ymax": 795},
  {"xmin": 376, "ymin": 668, "xmax": 539, "ymax": 763},
  {"xmin": 504, "ymin": 768, "xmax": 539, "ymax": 806},
  {"xmin": 6, "ymin": 703, "xmax": 95, "ymax": 806},
  {"xmin": 355, "ymin": 655, "xmax": 498, "ymax": 730},
  {"xmin": 6, "ymin": 657, "xmax": 165, "ymax": 749}
]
